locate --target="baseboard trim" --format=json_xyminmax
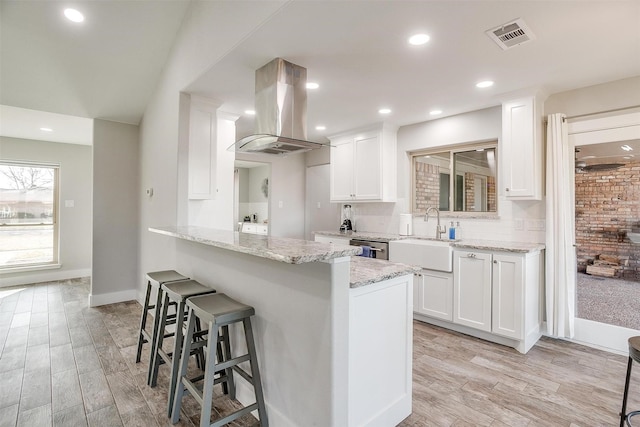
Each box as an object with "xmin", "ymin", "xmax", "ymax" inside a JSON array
[
  {"xmin": 0, "ymin": 268, "xmax": 91, "ymax": 288},
  {"xmin": 569, "ymin": 318, "xmax": 639, "ymax": 356},
  {"xmin": 89, "ymin": 289, "xmax": 138, "ymax": 307}
]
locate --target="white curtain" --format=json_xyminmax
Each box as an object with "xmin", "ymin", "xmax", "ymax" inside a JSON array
[{"xmin": 545, "ymin": 113, "xmax": 576, "ymax": 338}]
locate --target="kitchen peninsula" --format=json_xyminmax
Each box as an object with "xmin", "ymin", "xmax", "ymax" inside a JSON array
[{"xmin": 149, "ymin": 226, "xmax": 418, "ymax": 427}]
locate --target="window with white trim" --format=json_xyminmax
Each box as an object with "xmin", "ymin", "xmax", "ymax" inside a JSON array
[{"xmin": 0, "ymin": 161, "xmax": 59, "ymax": 269}]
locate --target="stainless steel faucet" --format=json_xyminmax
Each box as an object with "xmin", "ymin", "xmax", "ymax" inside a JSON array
[{"xmin": 424, "ymin": 207, "xmax": 447, "ymax": 240}]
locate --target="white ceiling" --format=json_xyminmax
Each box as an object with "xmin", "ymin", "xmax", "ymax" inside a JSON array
[{"xmin": 1, "ymin": 1, "xmax": 639, "ymax": 148}]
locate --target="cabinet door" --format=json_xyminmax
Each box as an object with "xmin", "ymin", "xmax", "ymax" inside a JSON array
[
  {"xmin": 330, "ymin": 141, "xmax": 355, "ymax": 201},
  {"xmin": 353, "ymin": 133, "xmax": 382, "ymax": 200},
  {"xmin": 492, "ymin": 253, "xmax": 524, "ymax": 339},
  {"xmin": 453, "ymin": 251, "xmax": 492, "ymax": 331},
  {"xmin": 188, "ymin": 98, "xmax": 217, "ymax": 200},
  {"xmin": 502, "ymin": 97, "xmax": 541, "ymax": 200},
  {"xmin": 415, "ymin": 270, "xmax": 453, "ymax": 321}
]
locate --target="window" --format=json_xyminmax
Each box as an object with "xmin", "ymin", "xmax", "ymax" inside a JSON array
[
  {"xmin": 411, "ymin": 142, "xmax": 498, "ymax": 215},
  {"xmin": 0, "ymin": 161, "xmax": 59, "ymax": 269}
]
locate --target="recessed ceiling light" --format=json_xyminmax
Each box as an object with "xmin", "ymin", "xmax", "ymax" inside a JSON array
[
  {"xmin": 244, "ymin": 110, "xmax": 256, "ymax": 115},
  {"xmin": 378, "ymin": 108, "xmax": 392, "ymax": 115},
  {"xmin": 40, "ymin": 127, "xmax": 53, "ymax": 132},
  {"xmin": 476, "ymin": 148, "xmax": 485, "ymax": 152},
  {"xmin": 582, "ymin": 155, "xmax": 596, "ymax": 159},
  {"xmin": 315, "ymin": 125, "xmax": 326, "ymax": 131},
  {"xmin": 306, "ymin": 82, "xmax": 319, "ymax": 90},
  {"xmin": 408, "ymin": 33, "xmax": 430, "ymax": 46},
  {"xmin": 623, "ymin": 156, "xmax": 633, "ymax": 159},
  {"xmin": 476, "ymin": 80, "xmax": 494, "ymax": 88},
  {"xmin": 429, "ymin": 110, "xmax": 442, "ymax": 116},
  {"xmin": 64, "ymin": 8, "xmax": 84, "ymax": 23},
  {"xmin": 621, "ymin": 144, "xmax": 633, "ymax": 151}
]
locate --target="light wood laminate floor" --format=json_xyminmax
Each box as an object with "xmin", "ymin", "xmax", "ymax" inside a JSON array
[{"xmin": 0, "ymin": 278, "xmax": 639, "ymax": 426}]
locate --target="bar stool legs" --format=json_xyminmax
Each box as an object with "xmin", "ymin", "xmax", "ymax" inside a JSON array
[
  {"xmin": 620, "ymin": 336, "xmax": 640, "ymax": 427},
  {"xmin": 135, "ymin": 270, "xmax": 188, "ymax": 364},
  {"xmin": 171, "ymin": 293, "xmax": 268, "ymax": 427}
]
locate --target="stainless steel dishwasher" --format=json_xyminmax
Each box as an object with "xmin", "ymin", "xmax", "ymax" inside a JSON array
[{"xmin": 349, "ymin": 239, "xmax": 389, "ymax": 260}]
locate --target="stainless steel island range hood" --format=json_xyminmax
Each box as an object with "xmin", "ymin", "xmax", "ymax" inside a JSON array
[{"xmin": 229, "ymin": 58, "xmax": 329, "ymax": 155}]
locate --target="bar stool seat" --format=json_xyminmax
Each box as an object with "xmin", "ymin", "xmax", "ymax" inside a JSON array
[
  {"xmin": 148, "ymin": 279, "xmax": 218, "ymax": 415},
  {"xmin": 171, "ymin": 293, "xmax": 268, "ymax": 427},
  {"xmin": 135, "ymin": 270, "xmax": 189, "ymax": 365},
  {"xmin": 620, "ymin": 336, "xmax": 640, "ymax": 427}
]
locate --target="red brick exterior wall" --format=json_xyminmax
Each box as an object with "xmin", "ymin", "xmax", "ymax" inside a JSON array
[
  {"xmin": 575, "ymin": 160, "xmax": 640, "ymax": 280},
  {"xmin": 415, "ymin": 162, "xmax": 441, "ymax": 212}
]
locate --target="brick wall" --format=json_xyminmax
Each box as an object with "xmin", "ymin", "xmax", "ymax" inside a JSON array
[
  {"xmin": 575, "ymin": 160, "xmax": 640, "ymax": 280},
  {"xmin": 415, "ymin": 162, "xmax": 441, "ymax": 212}
]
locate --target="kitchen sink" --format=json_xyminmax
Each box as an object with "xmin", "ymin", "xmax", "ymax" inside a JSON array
[{"xmin": 389, "ymin": 238, "xmax": 453, "ymax": 272}]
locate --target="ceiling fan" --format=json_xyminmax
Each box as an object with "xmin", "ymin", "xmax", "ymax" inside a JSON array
[{"xmin": 574, "ymin": 148, "xmax": 623, "ymax": 173}]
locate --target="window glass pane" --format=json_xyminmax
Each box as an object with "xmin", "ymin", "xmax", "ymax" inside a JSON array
[
  {"xmin": 413, "ymin": 152, "xmax": 451, "ymax": 212},
  {"xmin": 453, "ymin": 148, "xmax": 497, "ymax": 212},
  {"xmin": 0, "ymin": 163, "xmax": 57, "ymax": 267}
]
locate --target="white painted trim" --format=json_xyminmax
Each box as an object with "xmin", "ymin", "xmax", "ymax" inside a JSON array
[
  {"xmin": 88, "ymin": 289, "xmax": 137, "ymax": 307},
  {"xmin": 568, "ymin": 111, "xmax": 640, "ymax": 146},
  {"xmin": 0, "ymin": 268, "xmax": 90, "ymax": 288},
  {"xmin": 0, "ymin": 263, "xmax": 62, "ymax": 274},
  {"xmin": 569, "ymin": 318, "xmax": 639, "ymax": 356}
]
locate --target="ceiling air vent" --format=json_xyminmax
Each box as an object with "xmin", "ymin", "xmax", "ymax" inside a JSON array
[{"xmin": 486, "ymin": 18, "xmax": 536, "ymax": 50}]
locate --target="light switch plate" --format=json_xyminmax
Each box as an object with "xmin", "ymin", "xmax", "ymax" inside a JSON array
[{"xmin": 64, "ymin": 200, "xmax": 74, "ymax": 208}]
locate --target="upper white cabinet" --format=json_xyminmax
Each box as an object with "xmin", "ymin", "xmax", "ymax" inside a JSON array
[
  {"xmin": 329, "ymin": 123, "xmax": 397, "ymax": 202},
  {"xmin": 501, "ymin": 96, "xmax": 543, "ymax": 200},
  {"xmin": 188, "ymin": 96, "xmax": 220, "ymax": 200}
]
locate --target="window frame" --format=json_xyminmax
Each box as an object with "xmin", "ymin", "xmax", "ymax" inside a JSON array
[
  {"xmin": 410, "ymin": 140, "xmax": 499, "ymax": 218},
  {"xmin": 0, "ymin": 160, "xmax": 60, "ymax": 270}
]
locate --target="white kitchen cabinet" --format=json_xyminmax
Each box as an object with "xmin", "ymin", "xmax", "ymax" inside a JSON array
[
  {"xmin": 453, "ymin": 251, "xmax": 493, "ymax": 332},
  {"xmin": 241, "ymin": 223, "xmax": 268, "ymax": 235},
  {"xmin": 414, "ymin": 269, "xmax": 453, "ymax": 321},
  {"xmin": 188, "ymin": 96, "xmax": 220, "ymax": 200},
  {"xmin": 329, "ymin": 123, "xmax": 397, "ymax": 202},
  {"xmin": 501, "ymin": 96, "xmax": 543, "ymax": 200},
  {"xmin": 453, "ymin": 248, "xmax": 543, "ymax": 352},
  {"xmin": 492, "ymin": 253, "xmax": 524, "ymax": 339}
]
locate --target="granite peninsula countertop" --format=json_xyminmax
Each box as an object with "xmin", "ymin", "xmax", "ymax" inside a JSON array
[
  {"xmin": 150, "ymin": 226, "xmax": 361, "ymax": 264},
  {"xmin": 349, "ymin": 256, "xmax": 420, "ymax": 288}
]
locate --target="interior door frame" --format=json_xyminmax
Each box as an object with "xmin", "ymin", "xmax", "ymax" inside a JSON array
[{"xmin": 567, "ymin": 110, "xmax": 640, "ymax": 354}]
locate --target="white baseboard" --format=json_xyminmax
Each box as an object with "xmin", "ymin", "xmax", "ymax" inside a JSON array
[
  {"xmin": 89, "ymin": 289, "xmax": 138, "ymax": 307},
  {"xmin": 0, "ymin": 268, "xmax": 91, "ymax": 288},
  {"xmin": 569, "ymin": 318, "xmax": 639, "ymax": 356}
]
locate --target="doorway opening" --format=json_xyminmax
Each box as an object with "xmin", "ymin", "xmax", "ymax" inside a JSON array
[
  {"xmin": 574, "ymin": 140, "xmax": 640, "ymax": 332},
  {"xmin": 234, "ymin": 160, "xmax": 270, "ymax": 235}
]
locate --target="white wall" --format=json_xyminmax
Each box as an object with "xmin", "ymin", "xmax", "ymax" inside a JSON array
[
  {"xmin": 545, "ymin": 75, "xmax": 640, "ymax": 117},
  {"xmin": 0, "ymin": 137, "xmax": 92, "ymax": 287},
  {"xmin": 91, "ymin": 119, "xmax": 139, "ymax": 306},
  {"xmin": 137, "ymin": 1, "xmax": 290, "ymax": 301}
]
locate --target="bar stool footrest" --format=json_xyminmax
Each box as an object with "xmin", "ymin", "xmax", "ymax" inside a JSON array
[{"xmin": 211, "ymin": 403, "xmax": 259, "ymax": 427}]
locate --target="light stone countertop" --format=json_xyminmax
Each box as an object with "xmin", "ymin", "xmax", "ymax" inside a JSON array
[
  {"xmin": 314, "ymin": 230, "xmax": 545, "ymax": 253},
  {"xmin": 150, "ymin": 226, "xmax": 361, "ymax": 264},
  {"xmin": 452, "ymin": 239, "xmax": 545, "ymax": 253},
  {"xmin": 349, "ymin": 256, "xmax": 420, "ymax": 288}
]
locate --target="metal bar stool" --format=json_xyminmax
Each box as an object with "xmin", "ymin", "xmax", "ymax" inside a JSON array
[
  {"xmin": 148, "ymin": 279, "xmax": 219, "ymax": 415},
  {"xmin": 135, "ymin": 270, "xmax": 189, "ymax": 365},
  {"xmin": 620, "ymin": 336, "xmax": 640, "ymax": 426},
  {"xmin": 171, "ymin": 293, "xmax": 268, "ymax": 427}
]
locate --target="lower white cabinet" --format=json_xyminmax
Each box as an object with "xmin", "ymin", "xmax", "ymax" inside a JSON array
[
  {"xmin": 453, "ymin": 251, "xmax": 493, "ymax": 332},
  {"xmin": 453, "ymin": 248, "xmax": 542, "ymax": 350},
  {"xmin": 414, "ymin": 270, "xmax": 453, "ymax": 321}
]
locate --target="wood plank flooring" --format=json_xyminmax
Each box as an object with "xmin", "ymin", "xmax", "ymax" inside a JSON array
[{"xmin": 1, "ymin": 278, "xmax": 639, "ymax": 426}]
